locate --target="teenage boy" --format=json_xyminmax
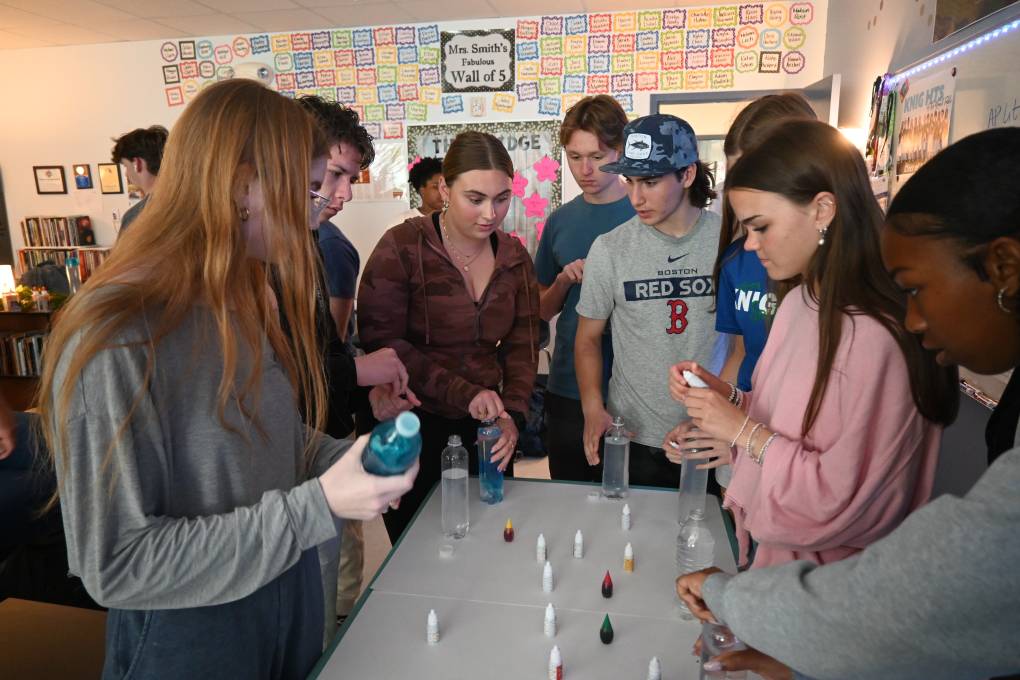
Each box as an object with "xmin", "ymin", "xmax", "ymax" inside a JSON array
[
  {"xmin": 297, "ymin": 96, "xmax": 416, "ymax": 641},
  {"xmin": 535, "ymin": 95, "xmax": 635, "ymax": 483},
  {"xmin": 111, "ymin": 125, "xmax": 168, "ymax": 234},
  {"xmin": 575, "ymin": 114, "xmax": 721, "ymax": 489}
]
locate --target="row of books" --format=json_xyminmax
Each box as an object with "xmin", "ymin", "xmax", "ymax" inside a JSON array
[
  {"xmin": 20, "ymin": 215, "xmax": 96, "ymax": 248},
  {"xmin": 0, "ymin": 331, "xmax": 45, "ymax": 377},
  {"xmin": 18, "ymin": 247, "xmax": 111, "ymax": 283}
]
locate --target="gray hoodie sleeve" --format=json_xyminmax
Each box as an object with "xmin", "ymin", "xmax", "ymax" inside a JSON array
[
  {"xmin": 701, "ymin": 448, "xmax": 1020, "ymax": 680},
  {"xmin": 54, "ymin": 336, "xmax": 339, "ymax": 611}
]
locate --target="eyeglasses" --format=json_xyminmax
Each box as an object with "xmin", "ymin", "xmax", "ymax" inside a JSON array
[{"xmin": 310, "ymin": 189, "xmax": 330, "ymax": 210}]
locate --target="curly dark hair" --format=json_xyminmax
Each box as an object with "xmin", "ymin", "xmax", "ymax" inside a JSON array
[
  {"xmin": 408, "ymin": 156, "xmax": 443, "ymax": 192},
  {"xmin": 297, "ymin": 95, "xmax": 375, "ymax": 169},
  {"xmin": 111, "ymin": 125, "xmax": 169, "ymax": 175}
]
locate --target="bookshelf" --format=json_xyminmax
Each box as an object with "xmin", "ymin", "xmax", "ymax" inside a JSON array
[
  {"xmin": 17, "ymin": 214, "xmax": 110, "ymax": 284},
  {"xmin": 0, "ymin": 311, "xmax": 49, "ymax": 411}
]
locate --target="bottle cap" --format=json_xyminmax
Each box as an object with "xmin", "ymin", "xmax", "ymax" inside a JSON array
[
  {"xmin": 612, "ymin": 415, "xmax": 624, "ymax": 426},
  {"xmin": 447, "ymin": 434, "xmax": 462, "ymax": 446},
  {"xmin": 395, "ymin": 411, "xmax": 420, "ymax": 437},
  {"xmin": 439, "ymin": 543, "xmax": 455, "ymax": 558}
]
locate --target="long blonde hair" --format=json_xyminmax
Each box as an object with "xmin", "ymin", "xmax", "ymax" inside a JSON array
[{"xmin": 40, "ymin": 79, "xmax": 329, "ymax": 497}]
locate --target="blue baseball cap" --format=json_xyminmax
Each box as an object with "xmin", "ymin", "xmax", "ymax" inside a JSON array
[{"xmin": 600, "ymin": 114, "xmax": 700, "ymax": 177}]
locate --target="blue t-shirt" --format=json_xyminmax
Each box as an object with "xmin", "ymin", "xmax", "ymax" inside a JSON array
[
  {"xmin": 534, "ymin": 194, "xmax": 635, "ymax": 400},
  {"xmin": 715, "ymin": 238, "xmax": 776, "ymax": 391},
  {"xmin": 317, "ymin": 221, "xmax": 360, "ymax": 298},
  {"xmin": 317, "ymin": 221, "xmax": 360, "ymax": 341}
]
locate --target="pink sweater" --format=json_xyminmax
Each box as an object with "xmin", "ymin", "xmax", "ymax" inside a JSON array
[{"xmin": 725, "ymin": 286, "xmax": 941, "ymax": 569}]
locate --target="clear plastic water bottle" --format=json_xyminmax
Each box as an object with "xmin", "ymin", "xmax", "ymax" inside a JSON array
[
  {"xmin": 441, "ymin": 435, "xmax": 469, "ymax": 538},
  {"xmin": 676, "ymin": 507, "xmax": 715, "ymax": 620},
  {"xmin": 602, "ymin": 416, "xmax": 629, "ymax": 498},
  {"xmin": 477, "ymin": 418, "xmax": 504, "ymax": 504},
  {"xmin": 361, "ymin": 412, "xmax": 422, "ymax": 476},
  {"xmin": 65, "ymin": 256, "xmax": 81, "ymax": 294},
  {"xmin": 677, "ymin": 435, "xmax": 709, "ymax": 525},
  {"xmin": 699, "ymin": 621, "xmax": 748, "ymax": 679}
]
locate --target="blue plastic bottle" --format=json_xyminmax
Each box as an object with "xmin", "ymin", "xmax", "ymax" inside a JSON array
[
  {"xmin": 361, "ymin": 412, "xmax": 422, "ymax": 476},
  {"xmin": 477, "ymin": 418, "xmax": 504, "ymax": 504}
]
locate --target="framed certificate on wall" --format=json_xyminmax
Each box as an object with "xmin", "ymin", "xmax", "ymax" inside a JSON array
[
  {"xmin": 98, "ymin": 163, "xmax": 124, "ymax": 194},
  {"xmin": 33, "ymin": 165, "xmax": 67, "ymax": 194}
]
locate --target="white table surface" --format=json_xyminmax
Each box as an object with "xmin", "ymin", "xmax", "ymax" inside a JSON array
[{"xmin": 312, "ymin": 479, "xmax": 740, "ymax": 679}]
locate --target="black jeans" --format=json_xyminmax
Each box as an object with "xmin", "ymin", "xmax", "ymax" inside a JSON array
[
  {"xmin": 381, "ymin": 409, "xmax": 516, "ymax": 544},
  {"xmin": 544, "ymin": 392, "xmax": 603, "ymax": 483},
  {"xmin": 630, "ymin": 441, "xmax": 683, "ymax": 489}
]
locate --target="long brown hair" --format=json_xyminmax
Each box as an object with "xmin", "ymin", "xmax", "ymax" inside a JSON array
[
  {"xmin": 712, "ymin": 93, "xmax": 817, "ymax": 300},
  {"xmin": 726, "ymin": 120, "xmax": 958, "ymax": 433},
  {"xmin": 40, "ymin": 80, "xmax": 329, "ymax": 500}
]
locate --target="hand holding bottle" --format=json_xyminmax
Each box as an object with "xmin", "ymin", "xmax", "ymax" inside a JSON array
[
  {"xmin": 468, "ymin": 389, "xmax": 504, "ymax": 421},
  {"xmin": 663, "ymin": 421, "xmax": 732, "ymax": 469},
  {"xmin": 582, "ymin": 406, "xmax": 613, "ymax": 465},
  {"xmin": 488, "ymin": 413, "xmax": 517, "ymax": 472},
  {"xmin": 319, "ymin": 434, "xmax": 418, "ymax": 521},
  {"xmin": 669, "ymin": 361, "xmax": 730, "ymax": 403}
]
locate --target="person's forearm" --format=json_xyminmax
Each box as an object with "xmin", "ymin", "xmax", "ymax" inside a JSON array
[
  {"xmin": 719, "ymin": 335, "xmax": 745, "ymax": 385},
  {"xmin": 575, "ymin": 334, "xmax": 605, "ymax": 413},
  {"xmin": 539, "ymin": 277, "xmax": 571, "ymax": 322}
]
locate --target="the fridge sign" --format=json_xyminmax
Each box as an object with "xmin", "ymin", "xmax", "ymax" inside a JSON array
[{"xmin": 441, "ymin": 29, "xmax": 515, "ymax": 93}]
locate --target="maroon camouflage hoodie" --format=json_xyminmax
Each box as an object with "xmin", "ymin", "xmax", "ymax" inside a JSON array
[{"xmin": 357, "ymin": 214, "xmax": 539, "ymax": 419}]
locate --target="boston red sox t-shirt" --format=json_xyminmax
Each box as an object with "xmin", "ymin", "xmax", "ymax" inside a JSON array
[{"xmin": 576, "ymin": 210, "xmax": 722, "ymax": 448}]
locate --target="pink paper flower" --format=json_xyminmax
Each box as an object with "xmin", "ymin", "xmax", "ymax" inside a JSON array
[
  {"xmin": 407, "ymin": 155, "xmax": 422, "ymax": 171},
  {"xmin": 522, "ymin": 191, "xmax": 549, "ymax": 218},
  {"xmin": 511, "ymin": 171, "xmax": 528, "ymax": 198},
  {"xmin": 533, "ymin": 155, "xmax": 561, "ymax": 182}
]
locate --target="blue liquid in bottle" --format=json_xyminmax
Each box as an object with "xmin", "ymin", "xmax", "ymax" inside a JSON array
[
  {"xmin": 477, "ymin": 418, "xmax": 504, "ymax": 504},
  {"xmin": 362, "ymin": 412, "xmax": 422, "ymax": 476}
]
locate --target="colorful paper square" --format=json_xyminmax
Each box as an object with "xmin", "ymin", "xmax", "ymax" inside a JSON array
[
  {"xmin": 714, "ymin": 6, "xmax": 738, "ymax": 26},
  {"xmin": 419, "ymin": 46, "xmax": 440, "ymax": 65},
  {"xmin": 421, "ymin": 86, "xmax": 441, "ymax": 104},
  {"xmin": 740, "ymin": 4, "xmax": 764, "ymax": 24},
  {"xmin": 685, "ymin": 71, "xmax": 709, "ymax": 89},
  {"xmin": 271, "ymin": 34, "xmax": 291, "ymax": 52},
  {"xmin": 636, "ymin": 52, "xmax": 660, "ymax": 71},
  {"xmin": 564, "ymin": 14, "xmax": 588, "ymax": 35},
  {"xmin": 398, "ymin": 45, "xmax": 418, "ymax": 63},
  {"xmin": 374, "ymin": 27, "xmax": 394, "ymax": 45},
  {"xmin": 661, "ymin": 71, "xmax": 684, "ymax": 91},
  {"xmin": 612, "ymin": 34, "xmax": 636, "ymax": 53},
  {"xmin": 493, "ymin": 92, "xmax": 515, "ymax": 112},
  {"xmin": 538, "ymin": 96, "xmax": 561, "ymax": 116},
  {"xmin": 712, "ymin": 69, "xmax": 735, "ymax": 88},
  {"xmin": 336, "ymin": 86, "xmax": 356, "ymax": 103},
  {"xmin": 611, "ymin": 73, "xmax": 634, "ymax": 91},
  {"xmin": 564, "ymin": 55, "xmax": 586, "ymax": 74},
  {"xmin": 354, "ymin": 48, "xmax": 375, "ymax": 67},
  {"xmin": 541, "ymin": 56, "xmax": 564, "ymax": 76},
  {"xmin": 541, "ymin": 16, "xmax": 563, "ymax": 35},
  {"xmin": 331, "ymin": 30, "xmax": 352, "ymax": 49},
  {"xmin": 365, "ymin": 103, "xmax": 385, "ymax": 121},
  {"xmin": 711, "ymin": 48, "xmax": 734, "ymax": 68},
  {"xmin": 613, "ymin": 12, "xmax": 637, "ymax": 32},
  {"xmin": 517, "ymin": 82, "xmax": 539, "ymax": 101},
  {"xmin": 637, "ymin": 31, "xmax": 659, "ymax": 51},
  {"xmin": 611, "ymin": 54, "xmax": 635, "ymax": 73},
  {"xmin": 663, "ymin": 8, "xmax": 687, "ymax": 29},
  {"xmin": 442, "ymin": 94, "xmax": 464, "ymax": 114},
  {"xmin": 385, "ymin": 102, "xmax": 404, "ymax": 119},
  {"xmin": 539, "ymin": 76, "xmax": 561, "ymax": 95},
  {"xmin": 587, "ymin": 74, "xmax": 610, "ymax": 93},
  {"xmin": 540, "ymin": 36, "xmax": 563, "ymax": 56},
  {"xmin": 517, "ymin": 20, "xmax": 539, "ymax": 40},
  {"xmin": 518, "ymin": 62, "xmax": 540, "ymax": 80},
  {"xmin": 685, "ymin": 49, "xmax": 709, "ymax": 69},
  {"xmin": 589, "ymin": 13, "xmax": 612, "ymax": 32},
  {"xmin": 688, "ymin": 8, "xmax": 713, "ymax": 28},
  {"xmin": 517, "ymin": 41, "xmax": 539, "ymax": 61},
  {"xmin": 398, "ymin": 83, "xmax": 418, "ymax": 101},
  {"xmin": 396, "ymin": 26, "xmax": 416, "ymax": 44},
  {"xmin": 352, "ymin": 29, "xmax": 372, "ymax": 48},
  {"xmin": 407, "ymin": 102, "xmax": 427, "ymax": 121},
  {"xmin": 377, "ymin": 65, "xmax": 397, "ymax": 83},
  {"xmin": 636, "ymin": 72, "xmax": 659, "ymax": 91},
  {"xmin": 418, "ymin": 25, "xmax": 440, "ymax": 44},
  {"xmin": 377, "ymin": 45, "xmax": 397, "ymax": 65}
]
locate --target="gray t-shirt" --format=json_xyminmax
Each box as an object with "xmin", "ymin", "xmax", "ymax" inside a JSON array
[
  {"xmin": 576, "ymin": 210, "xmax": 721, "ymax": 448},
  {"xmin": 50, "ymin": 305, "xmax": 344, "ymax": 610}
]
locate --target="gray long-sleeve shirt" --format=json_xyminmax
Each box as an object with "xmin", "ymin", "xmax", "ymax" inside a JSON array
[
  {"xmin": 51, "ymin": 307, "xmax": 346, "ymax": 610},
  {"xmin": 702, "ymin": 447, "xmax": 1020, "ymax": 680}
]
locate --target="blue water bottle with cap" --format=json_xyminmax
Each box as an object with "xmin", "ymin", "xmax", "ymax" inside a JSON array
[{"xmin": 362, "ymin": 412, "xmax": 422, "ymax": 476}]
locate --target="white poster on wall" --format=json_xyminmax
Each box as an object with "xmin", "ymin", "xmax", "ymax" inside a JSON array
[{"xmin": 895, "ymin": 67, "xmax": 956, "ymax": 180}]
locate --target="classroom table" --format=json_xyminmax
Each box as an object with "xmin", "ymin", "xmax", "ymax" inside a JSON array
[{"xmin": 311, "ymin": 478, "xmax": 740, "ymax": 680}]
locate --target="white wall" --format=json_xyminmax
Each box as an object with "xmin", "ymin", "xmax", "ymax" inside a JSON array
[
  {"xmin": 822, "ymin": 0, "xmax": 1020, "ymax": 129},
  {"xmin": 0, "ymin": 3, "xmax": 827, "ymax": 259}
]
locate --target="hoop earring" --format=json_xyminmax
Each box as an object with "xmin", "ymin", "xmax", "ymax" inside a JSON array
[
  {"xmin": 997, "ymin": 288, "xmax": 1013, "ymax": 314},
  {"xmin": 238, "ymin": 206, "xmax": 250, "ymax": 222},
  {"xmin": 817, "ymin": 227, "xmax": 827, "ymax": 246}
]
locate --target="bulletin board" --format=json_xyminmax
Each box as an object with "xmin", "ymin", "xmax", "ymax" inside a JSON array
[
  {"xmin": 407, "ymin": 120, "xmax": 562, "ymax": 256},
  {"xmin": 153, "ymin": 2, "xmax": 827, "ymax": 135},
  {"xmin": 866, "ymin": 5, "xmax": 1020, "ymax": 190}
]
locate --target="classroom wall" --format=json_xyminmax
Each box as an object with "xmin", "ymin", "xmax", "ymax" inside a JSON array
[{"xmin": 0, "ymin": 1, "xmax": 827, "ymax": 258}]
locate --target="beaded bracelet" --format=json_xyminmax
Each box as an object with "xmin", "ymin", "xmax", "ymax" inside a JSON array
[
  {"xmin": 755, "ymin": 433, "xmax": 779, "ymax": 466},
  {"xmin": 727, "ymin": 382, "xmax": 738, "ymax": 404},
  {"xmin": 730, "ymin": 414, "xmax": 751, "ymax": 448},
  {"xmin": 745, "ymin": 422, "xmax": 765, "ymax": 459}
]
